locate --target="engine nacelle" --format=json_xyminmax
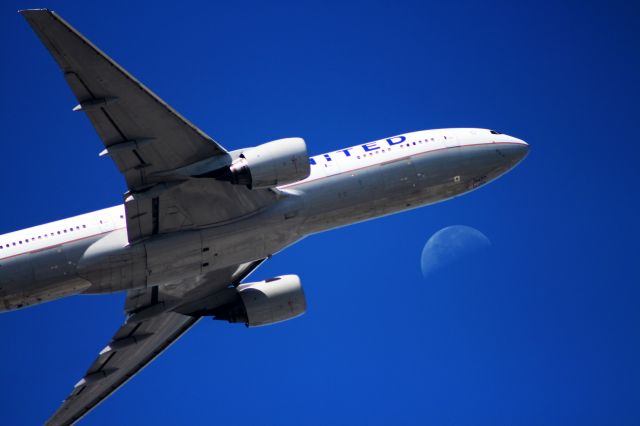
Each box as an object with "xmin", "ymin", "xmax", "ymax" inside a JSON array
[
  {"xmin": 225, "ymin": 137, "xmax": 310, "ymax": 189},
  {"xmin": 211, "ymin": 275, "xmax": 307, "ymax": 327}
]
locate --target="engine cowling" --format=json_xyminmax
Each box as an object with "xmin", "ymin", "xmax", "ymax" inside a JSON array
[
  {"xmin": 225, "ymin": 137, "xmax": 310, "ymax": 189},
  {"xmin": 211, "ymin": 275, "xmax": 307, "ymax": 327}
]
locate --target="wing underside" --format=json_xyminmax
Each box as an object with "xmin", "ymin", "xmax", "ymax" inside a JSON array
[
  {"xmin": 20, "ymin": 9, "xmax": 230, "ymax": 193},
  {"xmin": 46, "ymin": 312, "xmax": 199, "ymax": 426},
  {"xmin": 46, "ymin": 260, "xmax": 264, "ymax": 426}
]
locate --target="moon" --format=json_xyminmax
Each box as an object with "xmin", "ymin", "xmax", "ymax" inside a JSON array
[{"xmin": 420, "ymin": 225, "xmax": 492, "ymax": 278}]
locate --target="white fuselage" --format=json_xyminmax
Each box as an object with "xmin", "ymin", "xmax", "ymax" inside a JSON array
[{"xmin": 0, "ymin": 128, "xmax": 528, "ymax": 311}]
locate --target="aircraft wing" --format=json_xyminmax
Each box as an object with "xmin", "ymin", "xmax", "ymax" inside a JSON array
[
  {"xmin": 46, "ymin": 260, "xmax": 264, "ymax": 426},
  {"xmin": 21, "ymin": 9, "xmax": 281, "ymax": 243},
  {"xmin": 46, "ymin": 311, "xmax": 199, "ymax": 426},
  {"xmin": 19, "ymin": 9, "xmax": 230, "ymax": 193}
]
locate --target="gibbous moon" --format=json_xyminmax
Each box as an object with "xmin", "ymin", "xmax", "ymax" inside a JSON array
[{"xmin": 421, "ymin": 225, "xmax": 492, "ymax": 278}]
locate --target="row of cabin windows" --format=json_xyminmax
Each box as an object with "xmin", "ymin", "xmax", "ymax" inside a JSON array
[
  {"xmin": 1, "ymin": 214, "xmax": 124, "ymax": 250},
  {"xmin": 354, "ymin": 138, "xmax": 438, "ymax": 160},
  {"xmin": 312, "ymin": 137, "xmax": 445, "ymax": 164},
  {"xmin": 0, "ymin": 224, "xmax": 88, "ymax": 249}
]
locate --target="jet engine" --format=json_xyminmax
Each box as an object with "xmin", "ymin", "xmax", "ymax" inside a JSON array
[
  {"xmin": 220, "ymin": 137, "xmax": 310, "ymax": 189},
  {"xmin": 211, "ymin": 275, "xmax": 307, "ymax": 327}
]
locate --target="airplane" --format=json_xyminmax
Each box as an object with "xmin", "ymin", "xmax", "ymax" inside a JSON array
[{"xmin": 1, "ymin": 9, "xmax": 529, "ymax": 426}]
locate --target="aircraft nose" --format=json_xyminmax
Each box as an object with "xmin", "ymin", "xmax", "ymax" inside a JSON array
[
  {"xmin": 512, "ymin": 139, "xmax": 529, "ymax": 162},
  {"xmin": 497, "ymin": 139, "xmax": 529, "ymax": 166}
]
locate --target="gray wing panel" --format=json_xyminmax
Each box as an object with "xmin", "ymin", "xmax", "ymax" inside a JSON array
[
  {"xmin": 46, "ymin": 312, "xmax": 198, "ymax": 426},
  {"xmin": 46, "ymin": 260, "xmax": 265, "ymax": 425},
  {"xmin": 20, "ymin": 9, "xmax": 229, "ymax": 192},
  {"xmin": 124, "ymin": 175, "xmax": 279, "ymax": 243}
]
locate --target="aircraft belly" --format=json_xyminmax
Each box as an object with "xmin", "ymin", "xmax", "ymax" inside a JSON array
[
  {"xmin": 0, "ymin": 275, "xmax": 90, "ymax": 312},
  {"xmin": 380, "ymin": 158, "xmax": 420, "ymax": 207},
  {"xmin": 298, "ymin": 147, "xmax": 510, "ymax": 234},
  {"xmin": 0, "ymin": 242, "xmax": 94, "ymax": 311},
  {"xmin": 299, "ymin": 166, "xmax": 385, "ymax": 233},
  {"xmin": 409, "ymin": 144, "xmax": 516, "ymax": 204},
  {"xmin": 78, "ymin": 229, "xmax": 146, "ymax": 294},
  {"xmin": 145, "ymin": 231, "xmax": 203, "ymax": 287},
  {"xmin": 203, "ymin": 231, "xmax": 263, "ymax": 272},
  {"xmin": 202, "ymin": 223, "xmax": 292, "ymax": 271}
]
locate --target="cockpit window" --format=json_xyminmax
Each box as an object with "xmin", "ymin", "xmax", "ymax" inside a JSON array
[{"xmin": 489, "ymin": 130, "xmax": 502, "ymax": 135}]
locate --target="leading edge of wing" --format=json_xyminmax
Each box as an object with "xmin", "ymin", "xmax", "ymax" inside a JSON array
[
  {"xmin": 19, "ymin": 8, "xmax": 226, "ymax": 154},
  {"xmin": 19, "ymin": 9, "xmax": 229, "ymax": 191},
  {"xmin": 46, "ymin": 313, "xmax": 199, "ymax": 426},
  {"xmin": 45, "ymin": 260, "xmax": 266, "ymax": 425}
]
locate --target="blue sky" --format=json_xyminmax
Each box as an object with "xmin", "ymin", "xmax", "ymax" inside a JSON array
[{"xmin": 1, "ymin": 1, "xmax": 639, "ymax": 424}]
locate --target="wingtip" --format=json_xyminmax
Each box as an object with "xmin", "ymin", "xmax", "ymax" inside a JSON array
[{"xmin": 18, "ymin": 8, "xmax": 52, "ymax": 16}]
